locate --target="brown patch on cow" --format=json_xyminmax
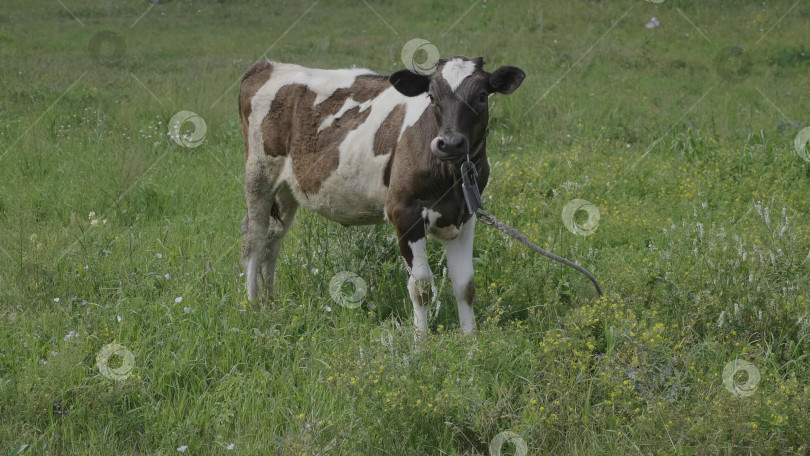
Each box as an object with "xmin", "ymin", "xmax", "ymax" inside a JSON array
[
  {"xmin": 315, "ymin": 87, "xmax": 352, "ymax": 119},
  {"xmin": 306, "ymin": 76, "xmax": 387, "ymax": 124},
  {"xmin": 239, "ymin": 60, "xmax": 274, "ymax": 160},
  {"xmin": 260, "ymin": 85, "xmax": 353, "ymax": 159},
  {"xmin": 386, "ymin": 101, "xmax": 490, "ymax": 230},
  {"xmin": 266, "ymin": 84, "xmax": 321, "ymax": 189},
  {"xmin": 462, "ymin": 279, "xmax": 475, "ymax": 304},
  {"xmin": 350, "ymin": 75, "xmax": 390, "ymax": 103},
  {"xmin": 256, "ymin": 75, "xmax": 390, "ymax": 164},
  {"xmin": 259, "ymin": 84, "xmax": 299, "ymax": 158},
  {"xmin": 248, "ymin": 70, "xmax": 396, "ymax": 194},
  {"xmin": 260, "ymin": 83, "xmax": 374, "ymax": 194},
  {"xmin": 388, "ymin": 204, "xmax": 425, "ymax": 268},
  {"xmin": 290, "ymin": 77, "xmax": 388, "ymax": 193},
  {"xmin": 373, "ymin": 104, "xmax": 405, "ymax": 157},
  {"xmin": 383, "ymin": 154, "xmax": 394, "ymax": 187},
  {"xmin": 296, "ymin": 104, "xmax": 371, "ymax": 193}
]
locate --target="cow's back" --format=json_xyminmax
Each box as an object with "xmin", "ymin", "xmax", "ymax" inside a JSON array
[{"xmin": 239, "ymin": 60, "xmax": 431, "ymax": 226}]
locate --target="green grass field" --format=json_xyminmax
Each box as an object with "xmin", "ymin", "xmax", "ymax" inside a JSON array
[{"xmin": 2, "ymin": 0, "xmax": 810, "ymax": 454}]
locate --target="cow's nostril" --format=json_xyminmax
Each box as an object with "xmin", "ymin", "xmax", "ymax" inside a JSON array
[
  {"xmin": 445, "ymin": 135, "xmax": 465, "ymax": 151},
  {"xmin": 433, "ymin": 134, "xmax": 467, "ymax": 157}
]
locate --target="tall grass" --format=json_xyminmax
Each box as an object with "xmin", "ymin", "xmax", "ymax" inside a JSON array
[{"xmin": 1, "ymin": 0, "xmax": 809, "ymax": 454}]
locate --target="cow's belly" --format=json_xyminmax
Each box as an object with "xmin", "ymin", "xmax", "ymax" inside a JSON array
[{"xmin": 281, "ymin": 151, "xmax": 390, "ymax": 226}]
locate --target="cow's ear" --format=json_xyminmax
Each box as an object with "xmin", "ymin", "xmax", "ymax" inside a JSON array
[
  {"xmin": 389, "ymin": 70, "xmax": 430, "ymax": 97},
  {"xmin": 487, "ymin": 66, "xmax": 526, "ymax": 95}
]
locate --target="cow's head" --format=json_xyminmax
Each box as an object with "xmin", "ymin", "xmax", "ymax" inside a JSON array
[{"xmin": 390, "ymin": 56, "xmax": 525, "ymax": 162}]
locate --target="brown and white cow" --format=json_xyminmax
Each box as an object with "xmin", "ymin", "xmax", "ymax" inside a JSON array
[{"xmin": 238, "ymin": 56, "xmax": 525, "ymax": 335}]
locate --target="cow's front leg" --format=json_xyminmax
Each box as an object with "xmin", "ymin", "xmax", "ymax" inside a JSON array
[
  {"xmin": 392, "ymin": 205, "xmax": 433, "ymax": 336},
  {"xmin": 445, "ymin": 218, "xmax": 476, "ymax": 334}
]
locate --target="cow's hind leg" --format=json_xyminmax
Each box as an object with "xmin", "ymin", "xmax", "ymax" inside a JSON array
[
  {"xmin": 259, "ymin": 185, "xmax": 298, "ymax": 298},
  {"xmin": 243, "ymin": 158, "xmax": 290, "ymax": 302}
]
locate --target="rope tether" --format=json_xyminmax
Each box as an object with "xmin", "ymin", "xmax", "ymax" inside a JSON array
[{"xmin": 460, "ymin": 160, "xmax": 603, "ymax": 297}]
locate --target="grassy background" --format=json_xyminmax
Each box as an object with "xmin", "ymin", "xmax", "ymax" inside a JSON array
[{"xmin": 2, "ymin": 0, "xmax": 810, "ymax": 454}]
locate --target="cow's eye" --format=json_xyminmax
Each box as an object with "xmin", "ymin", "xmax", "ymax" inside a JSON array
[
  {"xmin": 478, "ymin": 92, "xmax": 488, "ymax": 103},
  {"xmin": 428, "ymin": 94, "xmax": 435, "ymax": 104}
]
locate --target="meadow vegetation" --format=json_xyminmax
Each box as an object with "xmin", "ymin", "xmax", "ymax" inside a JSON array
[{"xmin": 1, "ymin": 0, "xmax": 809, "ymax": 454}]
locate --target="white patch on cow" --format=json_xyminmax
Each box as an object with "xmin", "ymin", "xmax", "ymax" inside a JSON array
[
  {"xmin": 318, "ymin": 98, "xmax": 360, "ymax": 132},
  {"xmin": 407, "ymin": 238, "xmax": 432, "ymax": 335},
  {"xmin": 308, "ymin": 68, "xmax": 375, "ymax": 105},
  {"xmin": 318, "ymin": 98, "xmax": 376, "ymax": 132},
  {"xmin": 445, "ymin": 218, "xmax": 476, "ymax": 334},
  {"xmin": 422, "ymin": 208, "xmax": 440, "ymax": 225},
  {"xmin": 398, "ymin": 94, "xmax": 430, "ymax": 141},
  {"xmin": 408, "ymin": 238, "xmax": 431, "ymax": 280},
  {"xmin": 422, "ymin": 207, "xmax": 460, "ymax": 240},
  {"xmin": 441, "ymin": 58, "xmax": 476, "ymax": 92}
]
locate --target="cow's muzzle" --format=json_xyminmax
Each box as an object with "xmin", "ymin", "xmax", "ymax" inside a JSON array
[{"xmin": 430, "ymin": 133, "xmax": 468, "ymax": 162}]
